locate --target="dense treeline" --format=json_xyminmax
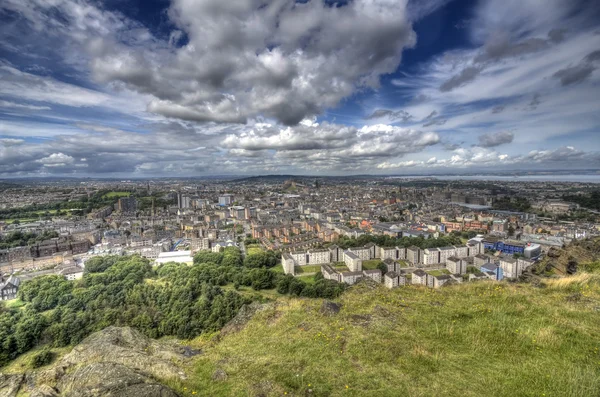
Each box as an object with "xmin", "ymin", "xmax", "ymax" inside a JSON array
[
  {"xmin": 0, "ymin": 230, "xmax": 59, "ymax": 250},
  {"xmin": 0, "ymin": 247, "xmax": 344, "ymax": 367},
  {"xmin": 563, "ymin": 191, "xmax": 600, "ymax": 211},
  {"xmin": 333, "ymin": 234, "xmax": 464, "ymax": 249}
]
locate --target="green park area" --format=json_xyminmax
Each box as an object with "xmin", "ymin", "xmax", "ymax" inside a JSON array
[{"xmin": 102, "ymin": 191, "xmax": 131, "ymax": 199}]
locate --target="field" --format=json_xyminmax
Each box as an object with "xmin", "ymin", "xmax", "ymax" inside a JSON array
[
  {"xmin": 294, "ymin": 265, "xmax": 323, "ymax": 274},
  {"xmin": 181, "ymin": 273, "xmax": 600, "ymax": 396},
  {"xmin": 362, "ymin": 259, "xmax": 383, "ymax": 270},
  {"xmin": 246, "ymin": 245, "xmax": 263, "ymax": 255},
  {"xmin": 102, "ymin": 191, "xmax": 131, "ymax": 198},
  {"xmin": 427, "ymin": 269, "xmax": 451, "ymax": 277}
]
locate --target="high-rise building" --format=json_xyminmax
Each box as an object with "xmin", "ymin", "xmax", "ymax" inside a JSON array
[
  {"xmin": 117, "ymin": 196, "xmax": 137, "ymax": 213},
  {"xmin": 218, "ymin": 194, "xmax": 234, "ymax": 206},
  {"xmin": 177, "ymin": 192, "xmax": 191, "ymax": 209}
]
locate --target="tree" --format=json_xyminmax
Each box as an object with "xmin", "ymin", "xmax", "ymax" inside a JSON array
[{"xmin": 508, "ymin": 225, "xmax": 515, "ymax": 237}]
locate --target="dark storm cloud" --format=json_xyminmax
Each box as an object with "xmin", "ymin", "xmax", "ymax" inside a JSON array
[{"xmin": 477, "ymin": 131, "xmax": 514, "ymax": 148}]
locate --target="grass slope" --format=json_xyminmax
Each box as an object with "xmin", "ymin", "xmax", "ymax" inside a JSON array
[{"xmin": 183, "ymin": 275, "xmax": 600, "ymax": 397}]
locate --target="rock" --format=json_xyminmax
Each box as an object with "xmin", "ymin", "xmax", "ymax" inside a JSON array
[
  {"xmin": 22, "ymin": 327, "xmax": 191, "ymax": 397},
  {"xmin": 211, "ymin": 369, "xmax": 228, "ymax": 382},
  {"xmin": 221, "ymin": 302, "xmax": 271, "ymax": 335},
  {"xmin": 320, "ymin": 301, "xmax": 341, "ymax": 316},
  {"xmin": 29, "ymin": 384, "xmax": 59, "ymax": 397},
  {"xmin": 0, "ymin": 373, "xmax": 24, "ymax": 397},
  {"xmin": 58, "ymin": 326, "xmax": 186, "ymax": 381},
  {"xmin": 57, "ymin": 363, "xmax": 178, "ymax": 397}
]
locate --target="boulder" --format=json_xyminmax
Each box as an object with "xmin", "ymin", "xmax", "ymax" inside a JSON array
[{"xmin": 320, "ymin": 301, "xmax": 341, "ymax": 316}]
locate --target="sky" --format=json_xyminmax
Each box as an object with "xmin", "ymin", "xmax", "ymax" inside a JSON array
[{"xmin": 0, "ymin": 0, "xmax": 599, "ymax": 177}]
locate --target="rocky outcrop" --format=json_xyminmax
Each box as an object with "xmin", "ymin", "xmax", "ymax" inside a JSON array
[
  {"xmin": 220, "ymin": 302, "xmax": 271, "ymax": 335},
  {"xmin": 5, "ymin": 327, "xmax": 193, "ymax": 397},
  {"xmin": 0, "ymin": 373, "xmax": 23, "ymax": 397},
  {"xmin": 320, "ymin": 301, "xmax": 341, "ymax": 316},
  {"xmin": 533, "ymin": 237, "xmax": 600, "ymax": 275}
]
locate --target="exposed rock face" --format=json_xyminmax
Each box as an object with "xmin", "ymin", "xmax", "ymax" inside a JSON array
[
  {"xmin": 534, "ymin": 237, "xmax": 600, "ymax": 275},
  {"xmin": 6, "ymin": 327, "xmax": 191, "ymax": 396},
  {"xmin": 221, "ymin": 302, "xmax": 271, "ymax": 335},
  {"xmin": 0, "ymin": 373, "xmax": 23, "ymax": 397},
  {"xmin": 57, "ymin": 363, "xmax": 178, "ymax": 397},
  {"xmin": 320, "ymin": 301, "xmax": 341, "ymax": 316}
]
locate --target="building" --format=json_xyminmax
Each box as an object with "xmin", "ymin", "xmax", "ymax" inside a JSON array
[
  {"xmin": 481, "ymin": 263, "xmax": 503, "ymax": 280},
  {"xmin": 411, "ymin": 269, "xmax": 427, "ymax": 285},
  {"xmin": 483, "ymin": 238, "xmax": 525, "ymax": 255},
  {"xmin": 348, "ymin": 246, "xmax": 371, "ymax": 261},
  {"xmin": 321, "ymin": 264, "xmax": 339, "ymax": 281},
  {"xmin": 428, "ymin": 274, "xmax": 452, "ymax": 289},
  {"xmin": 446, "ymin": 256, "xmax": 467, "ymax": 275},
  {"xmin": 384, "ymin": 271, "xmax": 399, "ymax": 289},
  {"xmin": 283, "ymin": 253, "xmax": 295, "ymax": 275},
  {"xmin": 177, "ymin": 193, "xmax": 192, "ymax": 209},
  {"xmin": 230, "ymin": 206, "xmax": 246, "ymax": 219},
  {"xmin": 379, "ymin": 246, "xmax": 398, "ymax": 260},
  {"xmin": 422, "ymin": 248, "xmax": 440, "ymax": 265},
  {"xmin": 438, "ymin": 247, "xmax": 456, "ymax": 264},
  {"xmin": 499, "ymin": 257, "xmax": 522, "ymax": 279},
  {"xmin": 382, "ymin": 258, "xmax": 399, "ymax": 273},
  {"xmin": 117, "ymin": 196, "xmax": 137, "ymax": 213},
  {"xmin": 329, "ymin": 245, "xmax": 342, "ymax": 263},
  {"xmin": 155, "ymin": 251, "xmax": 193, "ymax": 265},
  {"xmin": 406, "ymin": 246, "xmax": 421, "ymax": 265},
  {"xmin": 343, "ymin": 250, "xmax": 363, "ymax": 272},
  {"xmin": 340, "ymin": 271, "xmax": 363, "ymax": 285},
  {"xmin": 218, "ymin": 194, "xmax": 234, "ymax": 206},
  {"xmin": 57, "ymin": 265, "xmax": 84, "ymax": 280},
  {"xmin": 524, "ymin": 243, "xmax": 542, "ymax": 259},
  {"xmin": 474, "ymin": 253, "xmax": 491, "ymax": 268},
  {"xmin": 307, "ymin": 249, "xmax": 330, "ymax": 265},
  {"xmin": 362, "ymin": 269, "xmax": 382, "ymax": 283},
  {"xmin": 0, "ymin": 275, "xmax": 20, "ymax": 300}
]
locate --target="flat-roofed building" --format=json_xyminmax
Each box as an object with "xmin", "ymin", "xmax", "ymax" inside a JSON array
[
  {"xmin": 446, "ymin": 256, "xmax": 467, "ymax": 275},
  {"xmin": 343, "ymin": 250, "xmax": 363, "ymax": 272},
  {"xmin": 363, "ymin": 269, "xmax": 382, "ymax": 283},
  {"xmin": 155, "ymin": 250, "xmax": 193, "ymax": 265}
]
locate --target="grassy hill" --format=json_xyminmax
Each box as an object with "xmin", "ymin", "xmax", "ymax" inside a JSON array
[{"xmin": 180, "ymin": 275, "xmax": 600, "ymax": 397}]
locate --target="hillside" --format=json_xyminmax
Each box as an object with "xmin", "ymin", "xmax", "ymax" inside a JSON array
[
  {"xmin": 533, "ymin": 237, "xmax": 600, "ymax": 275},
  {"xmin": 2, "ymin": 275, "xmax": 599, "ymax": 396}
]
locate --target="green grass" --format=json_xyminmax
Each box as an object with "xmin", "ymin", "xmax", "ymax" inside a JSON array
[
  {"xmin": 247, "ymin": 245, "xmax": 263, "ymax": 255},
  {"xmin": 427, "ymin": 269, "xmax": 451, "ymax": 277},
  {"xmin": 294, "ymin": 265, "xmax": 323, "ymax": 274},
  {"xmin": 102, "ymin": 191, "xmax": 131, "ymax": 198},
  {"xmin": 5, "ymin": 299, "xmax": 25, "ymax": 309},
  {"xmin": 182, "ymin": 273, "xmax": 600, "ymax": 396},
  {"xmin": 362, "ymin": 260, "xmax": 383, "ymax": 270}
]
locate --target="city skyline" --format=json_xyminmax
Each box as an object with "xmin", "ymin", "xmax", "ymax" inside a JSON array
[{"xmin": 1, "ymin": 0, "xmax": 600, "ymax": 177}]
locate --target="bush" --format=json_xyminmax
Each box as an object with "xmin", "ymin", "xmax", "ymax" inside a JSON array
[{"xmin": 31, "ymin": 348, "xmax": 54, "ymax": 368}]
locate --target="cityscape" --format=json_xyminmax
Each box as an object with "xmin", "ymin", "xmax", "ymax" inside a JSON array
[{"xmin": 1, "ymin": 0, "xmax": 600, "ymax": 396}]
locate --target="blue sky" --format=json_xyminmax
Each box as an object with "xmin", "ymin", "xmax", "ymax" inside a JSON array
[{"xmin": 0, "ymin": 0, "xmax": 599, "ymax": 177}]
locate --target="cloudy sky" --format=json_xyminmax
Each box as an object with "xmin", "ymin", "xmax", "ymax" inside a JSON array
[{"xmin": 0, "ymin": 0, "xmax": 599, "ymax": 177}]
